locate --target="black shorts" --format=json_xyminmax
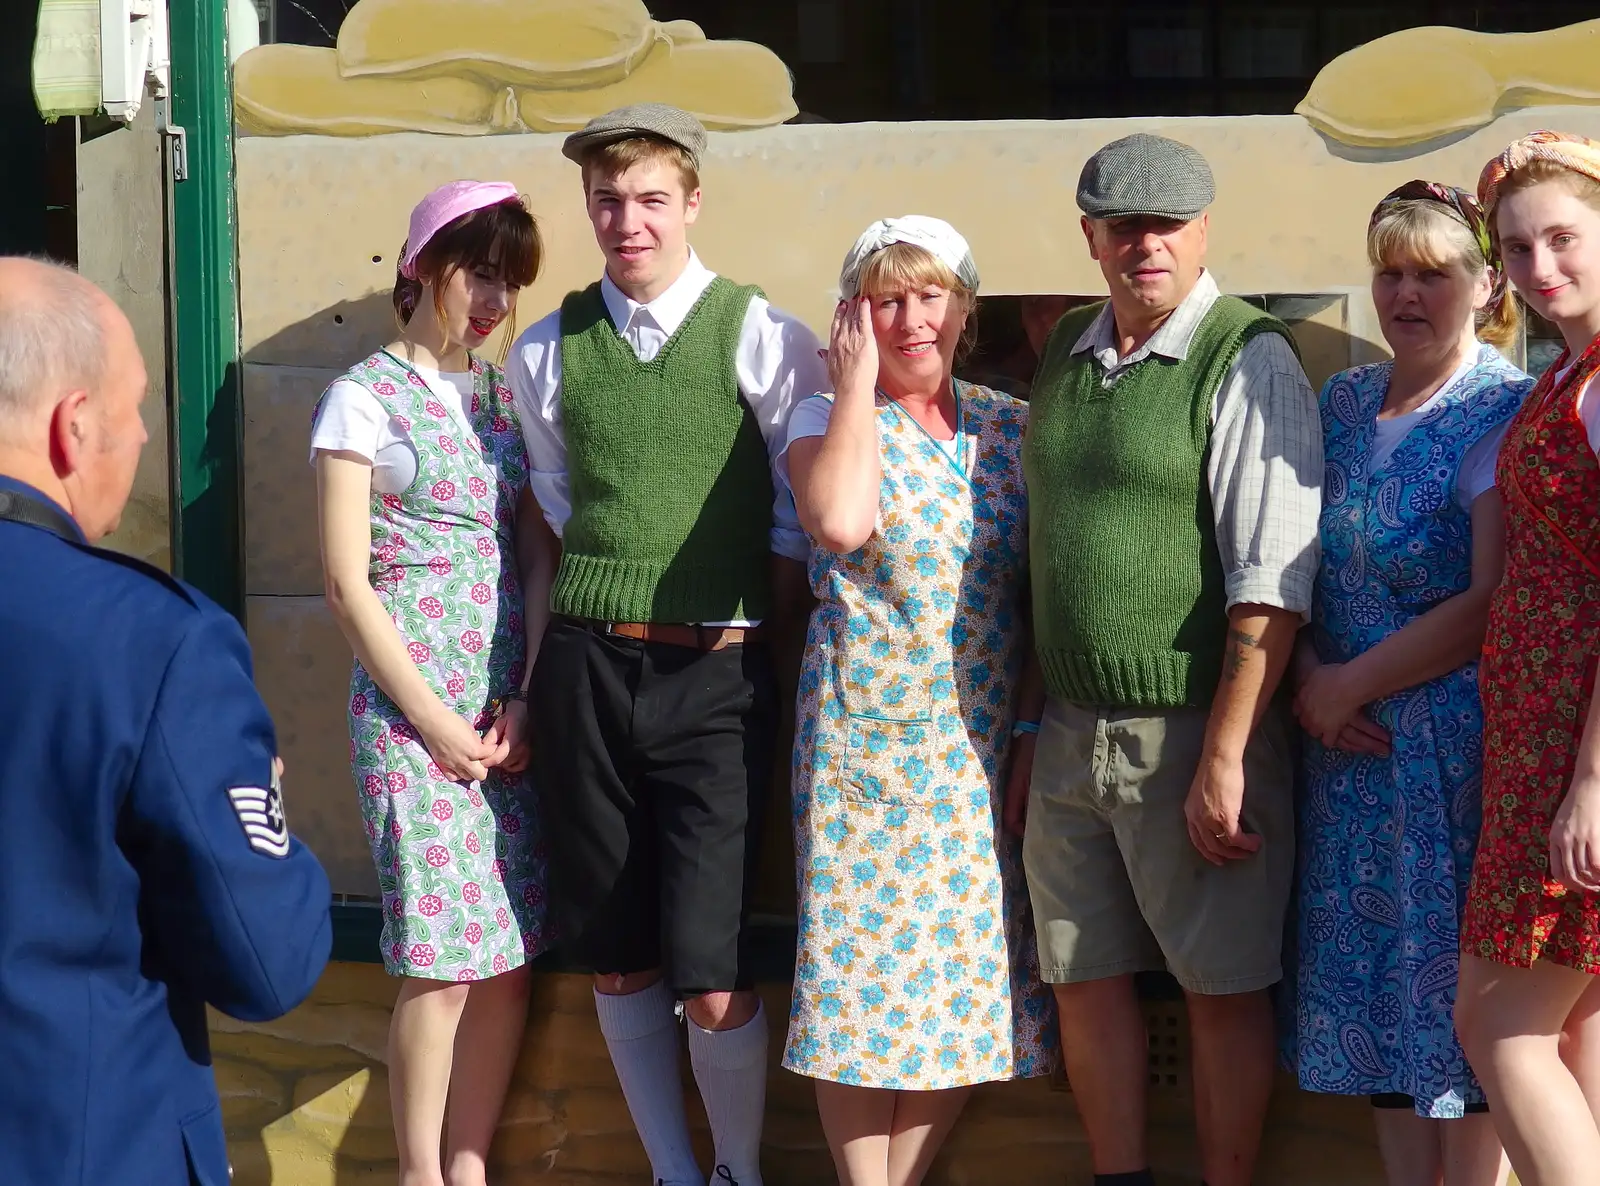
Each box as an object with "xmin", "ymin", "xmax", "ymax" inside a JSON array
[{"xmin": 528, "ymin": 618, "xmax": 779, "ymax": 995}]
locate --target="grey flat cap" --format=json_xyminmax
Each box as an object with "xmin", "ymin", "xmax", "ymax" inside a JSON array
[
  {"xmin": 1077, "ymin": 133, "xmax": 1215, "ymax": 220},
  {"xmin": 560, "ymin": 103, "xmax": 708, "ymax": 168}
]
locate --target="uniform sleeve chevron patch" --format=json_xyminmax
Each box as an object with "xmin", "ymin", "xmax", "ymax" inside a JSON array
[{"xmin": 228, "ymin": 775, "xmax": 290, "ymax": 858}]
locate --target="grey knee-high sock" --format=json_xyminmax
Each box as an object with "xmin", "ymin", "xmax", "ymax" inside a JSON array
[
  {"xmin": 687, "ymin": 1001, "xmax": 768, "ymax": 1186},
  {"xmin": 593, "ymin": 983, "xmax": 702, "ymax": 1186}
]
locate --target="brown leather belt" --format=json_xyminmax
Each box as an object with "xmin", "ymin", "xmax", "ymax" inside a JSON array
[{"xmin": 559, "ymin": 617, "xmax": 766, "ymax": 652}]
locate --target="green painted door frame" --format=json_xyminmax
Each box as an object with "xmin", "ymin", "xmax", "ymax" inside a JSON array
[{"xmin": 166, "ymin": 0, "xmax": 243, "ymax": 617}]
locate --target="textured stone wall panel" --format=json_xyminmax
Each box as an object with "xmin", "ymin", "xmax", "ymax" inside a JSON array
[
  {"xmin": 245, "ymin": 596, "xmax": 377, "ymax": 896},
  {"xmin": 244, "ymin": 364, "xmax": 341, "ymax": 597},
  {"xmin": 213, "ymin": 964, "xmax": 1394, "ymax": 1184}
]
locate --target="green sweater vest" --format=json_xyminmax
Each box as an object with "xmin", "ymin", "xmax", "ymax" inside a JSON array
[
  {"xmin": 551, "ymin": 275, "xmax": 774, "ymax": 623},
  {"xmin": 1024, "ymin": 295, "xmax": 1295, "ymax": 708}
]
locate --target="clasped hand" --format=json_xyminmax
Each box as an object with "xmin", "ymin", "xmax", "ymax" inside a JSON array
[
  {"xmin": 418, "ymin": 699, "xmax": 529, "ymax": 783},
  {"xmin": 1293, "ymin": 660, "xmax": 1391, "ymax": 757}
]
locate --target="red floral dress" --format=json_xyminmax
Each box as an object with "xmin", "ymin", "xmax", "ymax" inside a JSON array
[{"xmin": 1465, "ymin": 336, "xmax": 1600, "ymax": 973}]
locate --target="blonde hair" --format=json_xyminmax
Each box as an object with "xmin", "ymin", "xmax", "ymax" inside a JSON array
[
  {"xmin": 1368, "ymin": 199, "xmax": 1518, "ymax": 353},
  {"xmin": 854, "ymin": 242, "xmax": 979, "ymax": 362},
  {"xmin": 580, "ymin": 137, "xmax": 699, "ymax": 197}
]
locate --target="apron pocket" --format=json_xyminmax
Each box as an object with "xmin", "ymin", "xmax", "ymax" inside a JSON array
[
  {"xmin": 841, "ymin": 715, "xmax": 935, "ymax": 806},
  {"xmin": 833, "ymin": 653, "xmax": 933, "ymax": 807}
]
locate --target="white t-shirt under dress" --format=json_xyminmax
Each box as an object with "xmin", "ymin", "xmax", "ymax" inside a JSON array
[{"xmin": 309, "ymin": 362, "xmax": 475, "ymax": 491}]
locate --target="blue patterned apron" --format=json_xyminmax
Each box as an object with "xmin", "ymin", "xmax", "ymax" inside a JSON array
[{"xmin": 1283, "ymin": 345, "xmax": 1529, "ymax": 1115}]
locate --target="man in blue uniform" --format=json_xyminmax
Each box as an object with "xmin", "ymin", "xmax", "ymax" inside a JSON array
[{"xmin": 0, "ymin": 257, "xmax": 332, "ymax": 1185}]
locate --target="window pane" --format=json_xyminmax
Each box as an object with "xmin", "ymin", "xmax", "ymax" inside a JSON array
[
  {"xmin": 1126, "ymin": 8, "xmax": 1209, "ymax": 80},
  {"xmin": 1220, "ymin": 8, "xmax": 1312, "ymax": 79}
]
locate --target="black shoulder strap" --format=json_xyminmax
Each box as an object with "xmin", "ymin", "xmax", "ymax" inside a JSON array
[
  {"xmin": 0, "ymin": 488, "xmax": 79, "ymax": 543},
  {"xmin": 0, "ymin": 487, "xmax": 200, "ymax": 604}
]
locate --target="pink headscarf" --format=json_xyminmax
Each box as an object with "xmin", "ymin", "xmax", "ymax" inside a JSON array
[
  {"xmin": 1479, "ymin": 130, "xmax": 1600, "ymax": 214},
  {"xmin": 398, "ymin": 180, "xmax": 520, "ymax": 279}
]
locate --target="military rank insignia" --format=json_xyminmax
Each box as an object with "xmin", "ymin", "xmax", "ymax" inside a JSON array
[{"xmin": 228, "ymin": 761, "xmax": 290, "ymax": 858}]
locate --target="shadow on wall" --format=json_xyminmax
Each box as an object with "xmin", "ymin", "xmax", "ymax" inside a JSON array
[
  {"xmin": 246, "ymin": 291, "xmax": 401, "ymax": 368},
  {"xmin": 185, "ymin": 362, "xmax": 246, "ymax": 608},
  {"xmin": 244, "ymin": 284, "xmax": 557, "ymax": 378},
  {"xmin": 1250, "ymin": 295, "xmax": 1366, "ymax": 395}
]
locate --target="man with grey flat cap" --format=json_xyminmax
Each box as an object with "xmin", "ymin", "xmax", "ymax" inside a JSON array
[
  {"xmin": 1009, "ymin": 132, "xmax": 1321, "ymax": 1186},
  {"xmin": 508, "ymin": 103, "xmax": 825, "ymax": 1186}
]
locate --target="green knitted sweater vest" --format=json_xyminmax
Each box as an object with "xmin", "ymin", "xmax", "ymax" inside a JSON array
[
  {"xmin": 1024, "ymin": 295, "xmax": 1295, "ymax": 708},
  {"xmin": 551, "ymin": 275, "xmax": 774, "ymax": 623}
]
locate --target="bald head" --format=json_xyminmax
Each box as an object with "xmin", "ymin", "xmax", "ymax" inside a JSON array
[
  {"xmin": 0, "ymin": 257, "xmax": 148, "ymax": 540},
  {"xmin": 0, "ymin": 257, "xmax": 123, "ymax": 434}
]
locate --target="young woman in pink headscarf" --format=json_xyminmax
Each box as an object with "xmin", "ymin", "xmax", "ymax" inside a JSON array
[{"xmin": 311, "ymin": 180, "xmax": 554, "ymax": 1186}]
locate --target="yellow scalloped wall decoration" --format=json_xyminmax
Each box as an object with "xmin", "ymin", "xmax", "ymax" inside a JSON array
[
  {"xmin": 233, "ymin": 0, "xmax": 795, "ymax": 137},
  {"xmin": 234, "ymin": 44, "xmax": 519, "ymax": 137},
  {"xmin": 516, "ymin": 39, "xmax": 796, "ymax": 133},
  {"xmin": 335, "ymin": 0, "xmax": 660, "ymax": 89},
  {"xmin": 1297, "ymin": 18, "xmax": 1600, "ymax": 148},
  {"xmin": 656, "ymin": 19, "xmax": 706, "ymax": 45}
]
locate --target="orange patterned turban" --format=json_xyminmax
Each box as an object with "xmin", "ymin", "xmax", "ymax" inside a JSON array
[{"xmin": 1479, "ymin": 130, "xmax": 1600, "ymax": 213}]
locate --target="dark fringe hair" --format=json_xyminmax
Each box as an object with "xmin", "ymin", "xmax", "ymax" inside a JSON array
[{"xmin": 392, "ymin": 196, "xmax": 543, "ymax": 360}]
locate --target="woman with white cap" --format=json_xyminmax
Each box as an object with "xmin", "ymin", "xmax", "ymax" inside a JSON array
[
  {"xmin": 311, "ymin": 180, "xmax": 552, "ymax": 1186},
  {"xmin": 779, "ymin": 216, "xmax": 1055, "ymax": 1185}
]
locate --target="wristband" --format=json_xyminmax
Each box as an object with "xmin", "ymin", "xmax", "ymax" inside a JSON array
[
  {"xmin": 1011, "ymin": 719, "xmax": 1040, "ymax": 737},
  {"xmin": 490, "ymin": 689, "xmax": 527, "ymax": 720}
]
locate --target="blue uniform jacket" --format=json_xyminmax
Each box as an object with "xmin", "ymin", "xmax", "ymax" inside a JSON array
[{"xmin": 0, "ymin": 476, "xmax": 332, "ymax": 1186}]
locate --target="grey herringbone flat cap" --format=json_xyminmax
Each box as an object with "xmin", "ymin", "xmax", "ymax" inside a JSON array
[
  {"xmin": 1077, "ymin": 133, "xmax": 1215, "ymax": 220},
  {"xmin": 560, "ymin": 103, "xmax": 708, "ymax": 168}
]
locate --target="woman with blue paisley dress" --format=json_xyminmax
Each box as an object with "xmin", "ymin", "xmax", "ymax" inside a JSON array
[
  {"xmin": 1282, "ymin": 181, "xmax": 1531, "ymax": 1186},
  {"xmin": 778, "ymin": 216, "xmax": 1054, "ymax": 1186}
]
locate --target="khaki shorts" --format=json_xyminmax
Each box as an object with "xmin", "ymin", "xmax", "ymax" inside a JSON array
[{"xmin": 1022, "ymin": 698, "xmax": 1295, "ymax": 995}]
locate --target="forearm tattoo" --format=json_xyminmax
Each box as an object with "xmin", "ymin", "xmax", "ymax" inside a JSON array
[{"xmin": 1224, "ymin": 628, "xmax": 1261, "ymax": 678}]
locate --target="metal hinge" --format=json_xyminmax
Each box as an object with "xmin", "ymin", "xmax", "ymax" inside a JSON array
[
  {"xmin": 163, "ymin": 124, "xmax": 189, "ymax": 181},
  {"xmin": 152, "ymin": 94, "xmax": 187, "ymax": 182}
]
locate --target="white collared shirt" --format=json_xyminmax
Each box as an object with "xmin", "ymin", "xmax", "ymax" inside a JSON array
[
  {"xmin": 1069, "ymin": 270, "xmax": 1323, "ymax": 617},
  {"xmin": 507, "ymin": 251, "xmax": 826, "ymax": 564}
]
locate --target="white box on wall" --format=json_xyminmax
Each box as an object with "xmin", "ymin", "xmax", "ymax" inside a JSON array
[{"xmin": 99, "ymin": 0, "xmax": 169, "ymax": 121}]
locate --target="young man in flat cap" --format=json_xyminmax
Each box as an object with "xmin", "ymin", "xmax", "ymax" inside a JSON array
[
  {"xmin": 1013, "ymin": 133, "xmax": 1323, "ymax": 1186},
  {"xmin": 508, "ymin": 102, "xmax": 826, "ymax": 1186}
]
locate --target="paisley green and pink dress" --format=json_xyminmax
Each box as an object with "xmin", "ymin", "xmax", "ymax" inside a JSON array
[{"xmin": 320, "ymin": 349, "xmax": 549, "ymax": 981}]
